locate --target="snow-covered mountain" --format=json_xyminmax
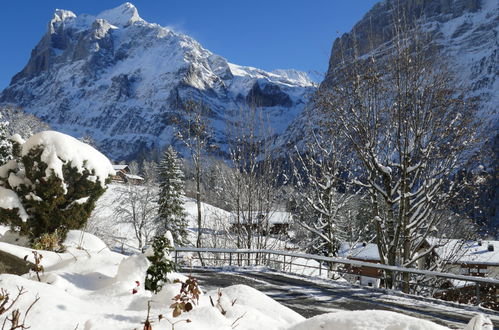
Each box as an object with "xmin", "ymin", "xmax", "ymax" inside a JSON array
[
  {"xmin": 277, "ymin": 0, "xmax": 498, "ymax": 228},
  {"xmin": 280, "ymin": 0, "xmax": 498, "ymax": 148},
  {"xmin": 0, "ymin": 3, "xmax": 315, "ymax": 160},
  {"xmin": 324, "ymin": 0, "xmax": 498, "ymax": 129}
]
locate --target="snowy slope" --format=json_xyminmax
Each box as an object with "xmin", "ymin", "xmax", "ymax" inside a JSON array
[{"xmin": 0, "ymin": 3, "xmax": 315, "ymax": 161}]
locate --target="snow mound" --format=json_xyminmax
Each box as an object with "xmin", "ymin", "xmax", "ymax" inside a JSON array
[
  {"xmin": 464, "ymin": 314, "xmax": 493, "ymax": 330},
  {"xmin": 115, "ymin": 253, "xmax": 149, "ymax": 284},
  {"xmin": 216, "ymin": 284, "xmax": 305, "ymax": 328},
  {"xmin": 21, "ymin": 131, "xmax": 115, "ymax": 187},
  {"xmin": 63, "ymin": 230, "xmax": 109, "ymax": 252},
  {"xmin": 287, "ymin": 310, "xmax": 450, "ymax": 330}
]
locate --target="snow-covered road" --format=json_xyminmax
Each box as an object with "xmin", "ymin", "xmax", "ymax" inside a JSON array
[{"xmin": 187, "ymin": 268, "xmax": 499, "ymax": 329}]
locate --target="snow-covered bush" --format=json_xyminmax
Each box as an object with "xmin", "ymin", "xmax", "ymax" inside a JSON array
[{"xmin": 0, "ymin": 131, "xmax": 114, "ymax": 243}]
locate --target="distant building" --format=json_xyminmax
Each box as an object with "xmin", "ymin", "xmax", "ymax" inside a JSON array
[
  {"xmin": 338, "ymin": 239, "xmax": 499, "ymax": 279},
  {"xmin": 337, "ymin": 242, "xmax": 381, "ymax": 287},
  {"xmin": 428, "ymin": 238, "xmax": 499, "ymax": 278},
  {"xmin": 111, "ymin": 164, "xmax": 144, "ymax": 184},
  {"xmin": 428, "ymin": 239, "xmax": 499, "ymax": 310},
  {"xmin": 229, "ymin": 211, "xmax": 293, "ymax": 235},
  {"xmin": 337, "ymin": 239, "xmax": 499, "ymax": 303}
]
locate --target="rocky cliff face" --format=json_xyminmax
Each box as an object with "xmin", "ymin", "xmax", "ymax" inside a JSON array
[
  {"xmin": 0, "ymin": 3, "xmax": 314, "ymax": 160},
  {"xmin": 324, "ymin": 0, "xmax": 497, "ymax": 130},
  {"xmin": 278, "ymin": 0, "xmax": 497, "ymax": 155}
]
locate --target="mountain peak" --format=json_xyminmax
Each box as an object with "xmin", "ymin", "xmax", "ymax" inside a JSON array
[
  {"xmin": 49, "ymin": 9, "xmax": 77, "ymax": 32},
  {"xmin": 1, "ymin": 3, "xmax": 314, "ymax": 161},
  {"xmin": 96, "ymin": 2, "xmax": 142, "ymax": 27}
]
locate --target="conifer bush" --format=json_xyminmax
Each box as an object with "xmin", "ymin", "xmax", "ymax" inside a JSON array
[
  {"xmin": 145, "ymin": 233, "xmax": 176, "ymax": 294},
  {"xmin": 0, "ymin": 131, "xmax": 114, "ymax": 244}
]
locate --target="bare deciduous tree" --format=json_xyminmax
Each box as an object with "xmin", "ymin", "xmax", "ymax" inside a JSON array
[
  {"xmin": 290, "ymin": 122, "xmax": 370, "ymax": 258},
  {"xmin": 316, "ymin": 17, "xmax": 477, "ymax": 289},
  {"xmin": 221, "ymin": 105, "xmax": 285, "ymax": 263},
  {"xmin": 114, "ymin": 181, "xmax": 158, "ymax": 251},
  {"xmin": 176, "ymin": 100, "xmax": 214, "ymax": 262}
]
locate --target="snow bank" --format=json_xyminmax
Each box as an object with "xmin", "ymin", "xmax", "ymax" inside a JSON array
[
  {"xmin": 217, "ymin": 284, "xmax": 305, "ymax": 327},
  {"xmin": 287, "ymin": 310, "xmax": 450, "ymax": 330},
  {"xmin": 0, "ymin": 186, "xmax": 28, "ymax": 221},
  {"xmin": 22, "ymin": 131, "xmax": 115, "ymax": 187},
  {"xmin": 464, "ymin": 314, "xmax": 493, "ymax": 330},
  {"xmin": 63, "ymin": 230, "xmax": 109, "ymax": 252},
  {"xmin": 0, "ymin": 235, "xmax": 489, "ymax": 330}
]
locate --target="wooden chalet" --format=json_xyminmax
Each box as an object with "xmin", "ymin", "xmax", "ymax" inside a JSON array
[{"xmin": 111, "ymin": 164, "xmax": 145, "ymax": 184}]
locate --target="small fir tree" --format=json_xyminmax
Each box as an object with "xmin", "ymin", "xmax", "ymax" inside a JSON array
[
  {"xmin": 157, "ymin": 146, "xmax": 188, "ymax": 245},
  {"xmin": 145, "ymin": 233, "xmax": 176, "ymax": 294}
]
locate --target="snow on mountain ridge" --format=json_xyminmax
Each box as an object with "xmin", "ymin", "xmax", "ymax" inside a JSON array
[
  {"xmin": 0, "ymin": 3, "xmax": 314, "ymax": 161},
  {"xmin": 97, "ymin": 2, "xmax": 143, "ymax": 27}
]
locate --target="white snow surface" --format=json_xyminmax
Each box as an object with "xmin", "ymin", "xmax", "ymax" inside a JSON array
[
  {"xmin": 429, "ymin": 238, "xmax": 499, "ymax": 265},
  {"xmin": 338, "ymin": 242, "xmax": 380, "ymax": 261},
  {"xmin": 0, "ymin": 233, "xmax": 465, "ymax": 330},
  {"xmin": 0, "ymin": 186, "xmax": 28, "ymax": 221},
  {"xmin": 0, "ymin": 232, "xmax": 306, "ymax": 330},
  {"xmin": 21, "ymin": 131, "xmax": 115, "ymax": 187},
  {"xmin": 287, "ymin": 310, "xmax": 450, "ymax": 330},
  {"xmin": 96, "ymin": 2, "xmax": 143, "ymax": 27},
  {"xmin": 63, "ymin": 230, "xmax": 109, "ymax": 252}
]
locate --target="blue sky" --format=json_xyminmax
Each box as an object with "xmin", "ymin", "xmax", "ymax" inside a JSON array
[{"xmin": 0, "ymin": 1, "xmax": 379, "ymax": 88}]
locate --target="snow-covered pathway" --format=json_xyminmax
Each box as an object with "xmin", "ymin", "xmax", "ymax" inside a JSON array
[{"xmin": 188, "ymin": 268, "xmax": 499, "ymax": 329}]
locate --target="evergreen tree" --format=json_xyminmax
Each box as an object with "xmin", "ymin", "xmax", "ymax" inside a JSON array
[
  {"xmin": 157, "ymin": 146, "xmax": 188, "ymax": 245},
  {"xmin": 0, "ymin": 114, "xmax": 12, "ymax": 166},
  {"xmin": 144, "ymin": 233, "xmax": 176, "ymax": 294}
]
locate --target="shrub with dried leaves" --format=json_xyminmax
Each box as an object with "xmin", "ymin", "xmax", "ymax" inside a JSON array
[
  {"xmin": 24, "ymin": 251, "xmax": 43, "ymax": 282},
  {"xmin": 0, "ymin": 286, "xmax": 39, "ymax": 330},
  {"xmin": 170, "ymin": 276, "xmax": 200, "ymax": 317}
]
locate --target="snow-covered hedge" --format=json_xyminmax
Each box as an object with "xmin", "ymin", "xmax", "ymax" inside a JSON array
[{"xmin": 0, "ymin": 131, "xmax": 114, "ymax": 242}]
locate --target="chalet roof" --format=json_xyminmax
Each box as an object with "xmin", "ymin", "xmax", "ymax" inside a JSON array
[
  {"xmin": 338, "ymin": 242, "xmax": 380, "ymax": 261},
  {"xmin": 124, "ymin": 173, "xmax": 144, "ymax": 181},
  {"xmin": 112, "ymin": 165, "xmax": 129, "ymax": 171},
  {"xmin": 427, "ymin": 238, "xmax": 499, "ymax": 266}
]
